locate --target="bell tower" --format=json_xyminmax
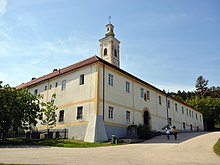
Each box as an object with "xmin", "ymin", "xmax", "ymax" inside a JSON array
[{"xmin": 99, "ymin": 21, "xmax": 120, "ymax": 68}]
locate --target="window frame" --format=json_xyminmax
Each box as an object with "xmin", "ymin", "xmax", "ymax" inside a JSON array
[
  {"xmin": 126, "ymin": 111, "xmax": 131, "ymax": 123},
  {"xmin": 79, "ymin": 74, "xmax": 85, "ymax": 85},
  {"xmin": 126, "ymin": 81, "xmax": 130, "ymax": 93},
  {"xmin": 108, "ymin": 106, "xmax": 114, "ymax": 119},
  {"xmin": 108, "ymin": 73, "xmax": 114, "ymax": 86},
  {"xmin": 77, "ymin": 106, "xmax": 83, "ymax": 120},
  {"xmin": 158, "ymin": 96, "xmax": 162, "ymax": 105},
  {"xmin": 59, "ymin": 110, "xmax": 64, "ymax": 122},
  {"xmin": 61, "ymin": 80, "xmax": 66, "ymax": 91}
]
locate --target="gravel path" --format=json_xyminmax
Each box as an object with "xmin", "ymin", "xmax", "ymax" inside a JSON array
[{"xmin": 0, "ymin": 132, "xmax": 219, "ymax": 165}]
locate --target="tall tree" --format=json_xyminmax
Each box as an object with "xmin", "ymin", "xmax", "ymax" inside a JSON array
[
  {"xmin": 41, "ymin": 93, "xmax": 58, "ymax": 138},
  {"xmin": 195, "ymin": 76, "xmax": 209, "ymax": 97}
]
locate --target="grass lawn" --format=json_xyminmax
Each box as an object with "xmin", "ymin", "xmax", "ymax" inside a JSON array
[
  {"xmin": 214, "ymin": 138, "xmax": 220, "ymax": 156},
  {"xmin": 0, "ymin": 138, "xmax": 124, "ymax": 148}
]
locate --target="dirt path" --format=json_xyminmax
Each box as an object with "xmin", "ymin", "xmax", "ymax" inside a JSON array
[{"xmin": 0, "ymin": 132, "xmax": 219, "ymax": 165}]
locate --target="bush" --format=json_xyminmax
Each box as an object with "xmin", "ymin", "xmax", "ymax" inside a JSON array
[{"xmin": 137, "ymin": 124, "xmax": 153, "ymax": 140}]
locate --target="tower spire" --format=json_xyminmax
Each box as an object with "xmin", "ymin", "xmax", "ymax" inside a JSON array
[{"xmin": 99, "ymin": 22, "xmax": 120, "ymax": 68}]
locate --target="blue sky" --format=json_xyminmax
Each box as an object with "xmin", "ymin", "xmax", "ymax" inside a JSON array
[{"xmin": 0, "ymin": 0, "xmax": 219, "ymax": 92}]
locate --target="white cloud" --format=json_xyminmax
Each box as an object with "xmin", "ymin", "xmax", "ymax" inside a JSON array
[{"xmin": 0, "ymin": 0, "xmax": 7, "ymax": 17}]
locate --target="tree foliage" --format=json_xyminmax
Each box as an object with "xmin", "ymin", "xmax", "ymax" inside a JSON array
[
  {"xmin": 195, "ymin": 75, "xmax": 209, "ymax": 97},
  {"xmin": 41, "ymin": 93, "xmax": 58, "ymax": 129},
  {"xmin": 0, "ymin": 82, "xmax": 42, "ymax": 141}
]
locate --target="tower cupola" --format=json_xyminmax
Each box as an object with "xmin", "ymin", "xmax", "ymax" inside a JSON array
[{"xmin": 99, "ymin": 21, "xmax": 120, "ymax": 68}]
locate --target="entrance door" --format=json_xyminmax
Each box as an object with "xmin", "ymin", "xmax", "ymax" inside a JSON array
[{"xmin": 144, "ymin": 111, "xmax": 149, "ymax": 128}]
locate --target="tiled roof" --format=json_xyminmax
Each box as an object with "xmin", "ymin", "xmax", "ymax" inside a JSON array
[
  {"xmin": 16, "ymin": 55, "xmax": 201, "ymax": 113},
  {"xmin": 16, "ymin": 56, "xmax": 100, "ymax": 89}
]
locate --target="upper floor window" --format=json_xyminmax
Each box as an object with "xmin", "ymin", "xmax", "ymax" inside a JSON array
[
  {"xmin": 167, "ymin": 100, "xmax": 170, "ymax": 109},
  {"xmin": 61, "ymin": 80, "xmax": 66, "ymax": 91},
  {"xmin": 77, "ymin": 106, "xmax": 83, "ymax": 120},
  {"xmin": 146, "ymin": 91, "xmax": 150, "ymax": 100},
  {"xmin": 200, "ymin": 115, "xmax": 202, "ymax": 121},
  {"xmin": 114, "ymin": 49, "xmax": 117, "ymax": 57},
  {"xmin": 126, "ymin": 111, "xmax": 131, "ymax": 123},
  {"xmin": 80, "ymin": 74, "xmax": 84, "ymax": 85},
  {"xmin": 140, "ymin": 88, "xmax": 144, "ymax": 98},
  {"xmin": 189, "ymin": 110, "xmax": 191, "ymax": 117},
  {"xmin": 49, "ymin": 84, "xmax": 52, "ymax": 90},
  {"xmin": 59, "ymin": 110, "xmax": 64, "ymax": 122},
  {"xmin": 126, "ymin": 81, "xmax": 130, "ymax": 93},
  {"xmin": 108, "ymin": 73, "xmax": 113, "ymax": 86},
  {"xmin": 182, "ymin": 107, "xmax": 184, "ymax": 114},
  {"xmin": 192, "ymin": 111, "xmax": 194, "ymax": 118},
  {"xmin": 108, "ymin": 106, "xmax": 114, "ymax": 119},
  {"xmin": 104, "ymin": 48, "xmax": 107, "ymax": 56},
  {"xmin": 55, "ymin": 82, "xmax": 58, "ymax": 88},
  {"xmin": 158, "ymin": 96, "xmax": 162, "ymax": 105},
  {"xmin": 175, "ymin": 103, "xmax": 178, "ymax": 111},
  {"xmin": 186, "ymin": 108, "xmax": 188, "ymax": 116},
  {"xmin": 34, "ymin": 89, "xmax": 38, "ymax": 96},
  {"xmin": 196, "ymin": 113, "xmax": 198, "ymax": 120},
  {"xmin": 45, "ymin": 85, "xmax": 47, "ymax": 91}
]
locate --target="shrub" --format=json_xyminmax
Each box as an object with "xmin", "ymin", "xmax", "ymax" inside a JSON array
[{"xmin": 137, "ymin": 124, "xmax": 153, "ymax": 140}]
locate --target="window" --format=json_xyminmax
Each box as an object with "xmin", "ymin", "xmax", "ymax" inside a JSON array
[
  {"xmin": 146, "ymin": 91, "xmax": 150, "ymax": 100},
  {"xmin": 175, "ymin": 103, "xmax": 178, "ymax": 111},
  {"xmin": 114, "ymin": 49, "xmax": 117, "ymax": 57},
  {"xmin": 61, "ymin": 80, "xmax": 66, "ymax": 91},
  {"xmin": 182, "ymin": 107, "xmax": 184, "ymax": 114},
  {"xmin": 168, "ymin": 118, "xmax": 172, "ymax": 125},
  {"xmin": 55, "ymin": 82, "xmax": 58, "ymax": 88},
  {"xmin": 196, "ymin": 113, "xmax": 198, "ymax": 120},
  {"xmin": 200, "ymin": 115, "xmax": 202, "ymax": 121},
  {"xmin": 140, "ymin": 88, "xmax": 144, "ymax": 98},
  {"xmin": 126, "ymin": 81, "xmax": 130, "ymax": 93},
  {"xmin": 192, "ymin": 111, "xmax": 194, "ymax": 118},
  {"xmin": 158, "ymin": 96, "xmax": 161, "ymax": 105},
  {"xmin": 59, "ymin": 110, "xmax": 64, "ymax": 122},
  {"xmin": 183, "ymin": 122, "xmax": 186, "ymax": 129},
  {"xmin": 108, "ymin": 106, "xmax": 114, "ymax": 119},
  {"xmin": 45, "ymin": 85, "xmax": 47, "ymax": 91},
  {"xmin": 108, "ymin": 73, "xmax": 113, "ymax": 86},
  {"xmin": 189, "ymin": 110, "xmax": 191, "ymax": 117},
  {"xmin": 104, "ymin": 48, "xmax": 107, "ymax": 56},
  {"xmin": 77, "ymin": 106, "xmax": 83, "ymax": 119},
  {"xmin": 186, "ymin": 108, "xmax": 188, "ymax": 116},
  {"xmin": 144, "ymin": 93, "xmax": 147, "ymax": 101},
  {"xmin": 126, "ymin": 111, "xmax": 131, "ymax": 123},
  {"xmin": 49, "ymin": 84, "xmax": 52, "ymax": 90},
  {"xmin": 167, "ymin": 100, "xmax": 170, "ymax": 109},
  {"xmin": 80, "ymin": 74, "xmax": 84, "ymax": 85},
  {"xmin": 34, "ymin": 89, "xmax": 38, "ymax": 96}
]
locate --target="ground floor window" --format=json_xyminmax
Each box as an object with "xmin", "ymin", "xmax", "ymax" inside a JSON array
[
  {"xmin": 183, "ymin": 122, "xmax": 186, "ymax": 129},
  {"xmin": 108, "ymin": 106, "xmax": 114, "ymax": 119},
  {"xmin": 77, "ymin": 106, "xmax": 83, "ymax": 119},
  {"xmin": 59, "ymin": 110, "xmax": 64, "ymax": 122},
  {"xmin": 126, "ymin": 111, "xmax": 131, "ymax": 123}
]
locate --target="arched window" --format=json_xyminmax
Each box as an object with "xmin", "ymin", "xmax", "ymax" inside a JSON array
[
  {"xmin": 104, "ymin": 48, "xmax": 107, "ymax": 56},
  {"xmin": 114, "ymin": 49, "xmax": 117, "ymax": 57}
]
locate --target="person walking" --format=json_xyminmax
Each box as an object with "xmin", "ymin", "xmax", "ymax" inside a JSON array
[
  {"xmin": 165, "ymin": 125, "xmax": 171, "ymax": 140},
  {"xmin": 172, "ymin": 126, "xmax": 177, "ymax": 140}
]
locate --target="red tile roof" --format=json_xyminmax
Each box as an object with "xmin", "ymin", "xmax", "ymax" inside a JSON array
[{"xmin": 16, "ymin": 55, "xmax": 201, "ymax": 113}]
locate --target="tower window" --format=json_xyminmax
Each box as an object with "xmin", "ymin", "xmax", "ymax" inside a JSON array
[
  {"xmin": 104, "ymin": 48, "xmax": 107, "ymax": 56},
  {"xmin": 114, "ymin": 49, "xmax": 117, "ymax": 57}
]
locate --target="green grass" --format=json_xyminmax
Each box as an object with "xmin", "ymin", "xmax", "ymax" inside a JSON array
[
  {"xmin": 214, "ymin": 138, "xmax": 220, "ymax": 156},
  {"xmin": 0, "ymin": 138, "xmax": 124, "ymax": 148}
]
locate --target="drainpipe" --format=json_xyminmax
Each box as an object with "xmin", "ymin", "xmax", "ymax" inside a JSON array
[
  {"xmin": 166, "ymin": 93, "xmax": 169, "ymax": 126},
  {"xmin": 103, "ymin": 64, "xmax": 105, "ymax": 121}
]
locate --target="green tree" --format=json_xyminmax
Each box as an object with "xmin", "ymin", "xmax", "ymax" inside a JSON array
[
  {"xmin": 40, "ymin": 94, "xmax": 58, "ymax": 138},
  {"xmin": 0, "ymin": 82, "xmax": 42, "ymax": 141},
  {"xmin": 186, "ymin": 96, "xmax": 220, "ymax": 130},
  {"xmin": 195, "ymin": 76, "xmax": 209, "ymax": 97}
]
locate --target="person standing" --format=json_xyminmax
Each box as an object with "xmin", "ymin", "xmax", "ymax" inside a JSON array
[
  {"xmin": 165, "ymin": 125, "xmax": 171, "ymax": 140},
  {"xmin": 172, "ymin": 126, "xmax": 177, "ymax": 140}
]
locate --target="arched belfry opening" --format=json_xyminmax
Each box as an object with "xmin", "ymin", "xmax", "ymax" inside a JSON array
[{"xmin": 143, "ymin": 109, "xmax": 151, "ymax": 128}]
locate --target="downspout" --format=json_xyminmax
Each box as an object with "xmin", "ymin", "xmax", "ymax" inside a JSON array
[
  {"xmin": 166, "ymin": 93, "xmax": 169, "ymax": 125},
  {"xmin": 103, "ymin": 64, "xmax": 105, "ymax": 121}
]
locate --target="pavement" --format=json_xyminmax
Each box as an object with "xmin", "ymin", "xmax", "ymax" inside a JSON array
[{"xmin": 0, "ymin": 131, "xmax": 220, "ymax": 165}]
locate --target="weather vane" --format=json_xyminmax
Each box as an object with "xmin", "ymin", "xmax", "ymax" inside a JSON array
[{"xmin": 108, "ymin": 16, "xmax": 111, "ymax": 24}]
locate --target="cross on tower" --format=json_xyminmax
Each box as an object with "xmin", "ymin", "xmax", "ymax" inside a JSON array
[{"xmin": 108, "ymin": 16, "xmax": 111, "ymax": 24}]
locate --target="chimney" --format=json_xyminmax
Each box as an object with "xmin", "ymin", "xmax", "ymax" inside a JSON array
[
  {"xmin": 31, "ymin": 77, "xmax": 36, "ymax": 81},
  {"xmin": 53, "ymin": 69, "xmax": 58, "ymax": 72}
]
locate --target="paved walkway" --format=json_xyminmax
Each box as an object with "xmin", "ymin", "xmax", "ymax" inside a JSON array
[{"xmin": 0, "ymin": 132, "xmax": 220, "ymax": 165}]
